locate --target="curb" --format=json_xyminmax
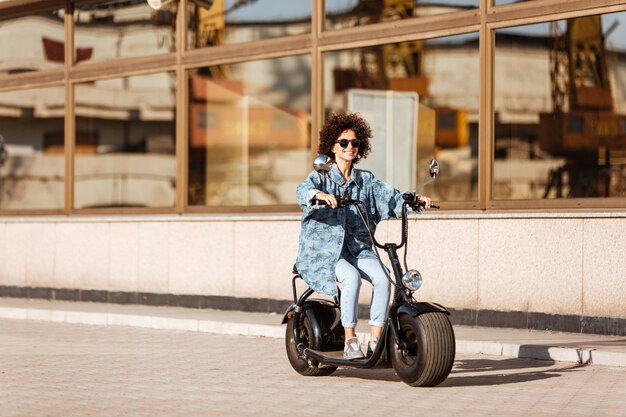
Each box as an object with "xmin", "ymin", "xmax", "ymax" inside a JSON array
[{"xmin": 1, "ymin": 306, "xmax": 624, "ymax": 368}]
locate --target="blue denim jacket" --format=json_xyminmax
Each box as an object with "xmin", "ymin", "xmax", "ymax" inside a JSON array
[{"xmin": 295, "ymin": 163, "xmax": 406, "ymax": 296}]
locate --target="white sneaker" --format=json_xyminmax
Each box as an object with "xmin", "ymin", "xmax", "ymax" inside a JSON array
[
  {"xmin": 366, "ymin": 336, "xmax": 379, "ymax": 358},
  {"xmin": 343, "ymin": 337, "xmax": 365, "ymax": 360}
]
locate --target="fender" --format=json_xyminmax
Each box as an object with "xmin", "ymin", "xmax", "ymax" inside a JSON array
[
  {"xmin": 281, "ymin": 302, "xmax": 324, "ymax": 349},
  {"xmin": 394, "ymin": 301, "xmax": 450, "ymax": 317},
  {"xmin": 282, "ymin": 299, "xmax": 343, "ymax": 351},
  {"xmin": 281, "ymin": 303, "xmax": 296, "ymax": 325}
]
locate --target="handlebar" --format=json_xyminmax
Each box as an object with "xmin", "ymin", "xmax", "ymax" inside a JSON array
[
  {"xmin": 402, "ymin": 192, "xmax": 440, "ymax": 210},
  {"xmin": 313, "ymin": 193, "xmax": 439, "ymax": 210},
  {"xmin": 311, "ymin": 194, "xmax": 356, "ymax": 208}
]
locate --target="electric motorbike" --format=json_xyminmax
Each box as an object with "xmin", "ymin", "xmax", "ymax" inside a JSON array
[{"xmin": 282, "ymin": 157, "xmax": 455, "ymax": 387}]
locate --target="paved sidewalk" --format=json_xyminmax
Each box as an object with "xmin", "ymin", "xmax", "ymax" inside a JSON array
[
  {"xmin": 1, "ymin": 297, "xmax": 625, "ymax": 368},
  {"xmin": 3, "ymin": 319, "xmax": 625, "ymax": 417}
]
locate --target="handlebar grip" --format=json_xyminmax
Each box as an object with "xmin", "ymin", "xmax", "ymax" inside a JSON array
[
  {"xmin": 410, "ymin": 200, "xmax": 440, "ymax": 210},
  {"xmin": 312, "ymin": 198, "xmax": 328, "ymax": 206},
  {"xmin": 312, "ymin": 195, "xmax": 345, "ymax": 207}
]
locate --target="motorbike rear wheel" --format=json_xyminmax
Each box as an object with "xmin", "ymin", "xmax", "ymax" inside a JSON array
[
  {"xmin": 285, "ymin": 316, "xmax": 338, "ymax": 377},
  {"xmin": 388, "ymin": 312, "xmax": 455, "ymax": 387}
]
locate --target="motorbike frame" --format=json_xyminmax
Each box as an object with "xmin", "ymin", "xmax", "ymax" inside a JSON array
[{"xmin": 282, "ymin": 198, "xmax": 450, "ymax": 369}]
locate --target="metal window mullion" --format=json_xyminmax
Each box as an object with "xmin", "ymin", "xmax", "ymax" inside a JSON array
[
  {"xmin": 64, "ymin": 0, "xmax": 74, "ymax": 215},
  {"xmin": 67, "ymin": 54, "xmax": 178, "ymax": 84},
  {"xmin": 176, "ymin": 0, "xmax": 188, "ymax": 214},
  {"xmin": 0, "ymin": 71, "xmax": 65, "ymax": 91},
  {"xmin": 0, "ymin": 0, "xmax": 64, "ymax": 19},
  {"xmin": 180, "ymin": 36, "xmax": 312, "ymax": 69},
  {"xmin": 310, "ymin": 0, "xmax": 323, "ymax": 159},
  {"xmin": 479, "ymin": 0, "xmax": 494, "ymax": 211}
]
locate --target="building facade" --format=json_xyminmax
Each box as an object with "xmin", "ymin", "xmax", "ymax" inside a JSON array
[{"xmin": 1, "ymin": 0, "xmax": 625, "ymax": 335}]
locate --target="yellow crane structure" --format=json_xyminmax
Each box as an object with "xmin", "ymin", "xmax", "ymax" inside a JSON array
[{"xmin": 539, "ymin": 15, "xmax": 626, "ymax": 197}]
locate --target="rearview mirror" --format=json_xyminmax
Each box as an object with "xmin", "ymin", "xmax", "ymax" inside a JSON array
[
  {"xmin": 313, "ymin": 154, "xmax": 332, "ymax": 173},
  {"xmin": 429, "ymin": 159, "xmax": 439, "ymax": 179}
]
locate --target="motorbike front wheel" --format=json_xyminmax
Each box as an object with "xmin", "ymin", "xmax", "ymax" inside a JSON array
[
  {"xmin": 388, "ymin": 312, "xmax": 455, "ymax": 387},
  {"xmin": 285, "ymin": 316, "xmax": 337, "ymax": 377}
]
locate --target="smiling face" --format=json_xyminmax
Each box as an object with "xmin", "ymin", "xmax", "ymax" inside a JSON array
[
  {"xmin": 318, "ymin": 112, "xmax": 373, "ymax": 165},
  {"xmin": 332, "ymin": 129, "xmax": 359, "ymax": 165}
]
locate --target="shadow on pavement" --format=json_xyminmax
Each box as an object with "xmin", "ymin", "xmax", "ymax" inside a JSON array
[
  {"xmin": 332, "ymin": 367, "xmax": 400, "ymax": 383},
  {"xmin": 331, "ymin": 357, "xmax": 585, "ymax": 387},
  {"xmin": 452, "ymin": 357, "xmax": 556, "ymax": 374},
  {"xmin": 442, "ymin": 358, "xmax": 584, "ymax": 387}
]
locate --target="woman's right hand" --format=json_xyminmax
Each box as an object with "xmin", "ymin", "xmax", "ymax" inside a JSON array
[{"xmin": 314, "ymin": 192, "xmax": 338, "ymax": 208}]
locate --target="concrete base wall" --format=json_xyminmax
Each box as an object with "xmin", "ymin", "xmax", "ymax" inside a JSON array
[{"xmin": 1, "ymin": 213, "xmax": 624, "ymax": 329}]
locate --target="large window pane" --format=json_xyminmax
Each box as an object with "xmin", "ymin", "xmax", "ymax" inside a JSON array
[
  {"xmin": 0, "ymin": 86, "xmax": 65, "ymax": 210},
  {"xmin": 74, "ymin": 0, "xmax": 177, "ymax": 64},
  {"xmin": 74, "ymin": 72, "xmax": 176, "ymax": 209},
  {"xmin": 188, "ymin": 0, "xmax": 311, "ymax": 49},
  {"xmin": 324, "ymin": 34, "xmax": 479, "ymax": 201},
  {"xmin": 325, "ymin": 0, "xmax": 478, "ymax": 31},
  {"xmin": 188, "ymin": 55, "xmax": 311, "ymax": 206},
  {"xmin": 0, "ymin": 10, "xmax": 65, "ymax": 75},
  {"xmin": 494, "ymin": 12, "xmax": 626, "ymax": 200}
]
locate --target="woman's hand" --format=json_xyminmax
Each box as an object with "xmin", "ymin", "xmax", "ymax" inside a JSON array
[
  {"xmin": 314, "ymin": 192, "xmax": 338, "ymax": 208},
  {"xmin": 416, "ymin": 194, "xmax": 432, "ymax": 209}
]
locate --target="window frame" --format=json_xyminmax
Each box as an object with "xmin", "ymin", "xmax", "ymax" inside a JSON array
[{"xmin": 0, "ymin": 0, "xmax": 624, "ymax": 214}]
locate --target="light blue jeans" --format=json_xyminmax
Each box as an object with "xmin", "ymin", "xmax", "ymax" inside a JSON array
[{"xmin": 335, "ymin": 254, "xmax": 390, "ymax": 329}]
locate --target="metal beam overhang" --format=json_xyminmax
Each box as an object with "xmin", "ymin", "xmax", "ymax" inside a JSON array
[{"xmin": 0, "ymin": 0, "xmax": 64, "ymax": 18}]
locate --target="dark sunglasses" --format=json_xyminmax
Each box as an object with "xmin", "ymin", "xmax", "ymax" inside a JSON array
[{"xmin": 336, "ymin": 138, "xmax": 361, "ymax": 148}]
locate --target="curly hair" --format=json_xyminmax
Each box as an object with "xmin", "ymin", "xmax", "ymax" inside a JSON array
[{"xmin": 318, "ymin": 112, "xmax": 372, "ymax": 164}]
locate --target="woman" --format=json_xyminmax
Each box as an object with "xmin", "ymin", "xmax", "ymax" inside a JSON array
[{"xmin": 295, "ymin": 112, "xmax": 432, "ymax": 360}]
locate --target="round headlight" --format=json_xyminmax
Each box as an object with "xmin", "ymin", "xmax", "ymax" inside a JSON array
[{"xmin": 402, "ymin": 270, "xmax": 423, "ymax": 291}]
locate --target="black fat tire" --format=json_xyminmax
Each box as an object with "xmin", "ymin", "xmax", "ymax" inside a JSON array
[
  {"xmin": 388, "ymin": 312, "xmax": 455, "ymax": 387},
  {"xmin": 285, "ymin": 316, "xmax": 337, "ymax": 377}
]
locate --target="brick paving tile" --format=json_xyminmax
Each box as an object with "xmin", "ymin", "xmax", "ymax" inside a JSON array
[{"xmin": 1, "ymin": 319, "xmax": 625, "ymax": 417}]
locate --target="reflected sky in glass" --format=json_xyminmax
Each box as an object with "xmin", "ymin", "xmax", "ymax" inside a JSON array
[
  {"xmin": 425, "ymin": 32, "xmax": 479, "ymax": 46},
  {"xmin": 223, "ymin": 0, "xmax": 311, "ymax": 22}
]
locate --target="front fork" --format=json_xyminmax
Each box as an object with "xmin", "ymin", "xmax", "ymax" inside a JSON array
[
  {"xmin": 386, "ymin": 308, "xmax": 407, "ymax": 350},
  {"xmin": 384, "ymin": 243, "xmax": 413, "ymax": 305}
]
